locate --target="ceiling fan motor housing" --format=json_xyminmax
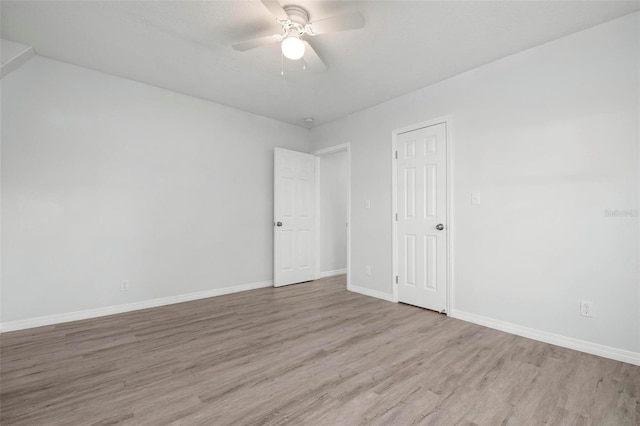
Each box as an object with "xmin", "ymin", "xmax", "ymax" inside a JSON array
[
  {"xmin": 283, "ymin": 5, "xmax": 309, "ymax": 26},
  {"xmin": 279, "ymin": 5, "xmax": 313, "ymax": 38}
]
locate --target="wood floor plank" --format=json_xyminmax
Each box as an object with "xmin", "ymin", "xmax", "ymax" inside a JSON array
[{"xmin": 1, "ymin": 275, "xmax": 638, "ymax": 425}]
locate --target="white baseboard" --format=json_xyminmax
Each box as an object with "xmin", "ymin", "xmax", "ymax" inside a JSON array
[
  {"xmin": 348, "ymin": 284, "xmax": 395, "ymax": 303},
  {"xmin": 5, "ymin": 281, "xmax": 636, "ymax": 367},
  {"xmin": 0, "ymin": 280, "xmax": 273, "ymax": 333},
  {"xmin": 1, "ymin": 45, "xmax": 35, "ymax": 78},
  {"xmin": 319, "ymin": 268, "xmax": 348, "ymax": 278},
  {"xmin": 449, "ymin": 309, "xmax": 640, "ymax": 366}
]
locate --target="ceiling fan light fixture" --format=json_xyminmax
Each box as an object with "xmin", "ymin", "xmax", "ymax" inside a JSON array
[{"xmin": 281, "ymin": 35, "xmax": 305, "ymax": 60}]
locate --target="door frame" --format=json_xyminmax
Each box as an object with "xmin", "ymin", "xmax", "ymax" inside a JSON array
[
  {"xmin": 391, "ymin": 116, "xmax": 454, "ymax": 314},
  {"xmin": 311, "ymin": 143, "xmax": 351, "ymax": 289}
]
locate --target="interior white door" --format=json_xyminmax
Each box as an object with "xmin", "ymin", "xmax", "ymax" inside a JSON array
[
  {"xmin": 396, "ymin": 122, "xmax": 448, "ymax": 312},
  {"xmin": 274, "ymin": 148, "xmax": 316, "ymax": 287}
]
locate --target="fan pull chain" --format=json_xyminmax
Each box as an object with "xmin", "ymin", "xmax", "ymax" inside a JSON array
[{"xmin": 281, "ymin": 52, "xmax": 284, "ymax": 76}]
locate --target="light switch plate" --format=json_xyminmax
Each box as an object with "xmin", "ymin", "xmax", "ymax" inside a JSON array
[{"xmin": 471, "ymin": 193, "xmax": 481, "ymax": 205}]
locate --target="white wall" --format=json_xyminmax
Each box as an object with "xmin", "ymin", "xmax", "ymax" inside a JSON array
[
  {"xmin": 1, "ymin": 56, "xmax": 311, "ymax": 323},
  {"xmin": 319, "ymin": 150, "xmax": 348, "ymax": 275},
  {"xmin": 311, "ymin": 13, "xmax": 640, "ymax": 354}
]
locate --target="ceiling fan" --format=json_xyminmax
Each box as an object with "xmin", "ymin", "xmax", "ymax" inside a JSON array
[{"xmin": 232, "ymin": 0, "xmax": 365, "ymax": 72}]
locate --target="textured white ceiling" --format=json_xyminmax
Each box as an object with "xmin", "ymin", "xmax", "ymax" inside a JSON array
[{"xmin": 2, "ymin": 1, "xmax": 639, "ymax": 128}]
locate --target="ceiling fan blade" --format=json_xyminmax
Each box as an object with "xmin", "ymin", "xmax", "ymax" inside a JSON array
[
  {"xmin": 260, "ymin": 0, "xmax": 288, "ymax": 20},
  {"xmin": 302, "ymin": 41, "xmax": 327, "ymax": 72},
  {"xmin": 308, "ymin": 12, "xmax": 365, "ymax": 35},
  {"xmin": 232, "ymin": 34, "xmax": 280, "ymax": 52}
]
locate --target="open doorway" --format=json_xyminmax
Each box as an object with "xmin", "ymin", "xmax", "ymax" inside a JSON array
[{"xmin": 313, "ymin": 144, "xmax": 351, "ymax": 288}]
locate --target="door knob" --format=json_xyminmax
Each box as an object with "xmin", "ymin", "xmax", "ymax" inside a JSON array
[
  {"xmin": 436, "ymin": 224, "xmax": 445, "ymax": 231},
  {"xmin": 276, "ymin": 221, "xmax": 283, "ymax": 227}
]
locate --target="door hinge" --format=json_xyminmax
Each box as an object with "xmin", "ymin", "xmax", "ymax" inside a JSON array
[
  {"xmin": 395, "ymin": 151, "xmax": 398, "ymax": 159},
  {"xmin": 395, "ymin": 213, "xmax": 398, "ymax": 221},
  {"xmin": 395, "ymin": 275, "xmax": 398, "ymax": 284}
]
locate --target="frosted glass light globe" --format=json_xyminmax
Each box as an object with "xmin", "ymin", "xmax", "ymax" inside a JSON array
[{"xmin": 281, "ymin": 36, "xmax": 305, "ymax": 60}]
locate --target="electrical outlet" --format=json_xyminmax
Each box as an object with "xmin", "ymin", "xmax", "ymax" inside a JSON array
[
  {"xmin": 365, "ymin": 265, "xmax": 371, "ymax": 276},
  {"xmin": 120, "ymin": 280, "xmax": 130, "ymax": 292},
  {"xmin": 580, "ymin": 300, "xmax": 593, "ymax": 317}
]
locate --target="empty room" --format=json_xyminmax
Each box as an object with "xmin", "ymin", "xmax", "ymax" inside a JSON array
[{"xmin": 1, "ymin": 0, "xmax": 639, "ymax": 424}]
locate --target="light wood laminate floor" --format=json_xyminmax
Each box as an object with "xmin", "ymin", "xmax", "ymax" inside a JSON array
[{"xmin": 1, "ymin": 275, "xmax": 638, "ymax": 425}]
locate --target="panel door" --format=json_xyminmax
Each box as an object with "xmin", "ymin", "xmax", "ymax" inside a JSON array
[
  {"xmin": 274, "ymin": 148, "xmax": 315, "ymax": 287},
  {"xmin": 396, "ymin": 122, "xmax": 448, "ymax": 312}
]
